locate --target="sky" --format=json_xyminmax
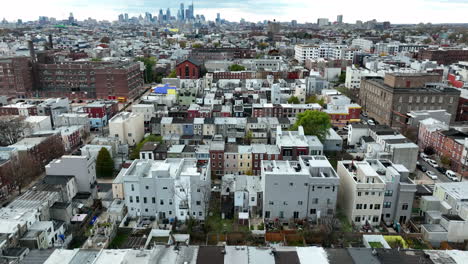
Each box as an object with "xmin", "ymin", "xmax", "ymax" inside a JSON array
[{"xmin": 2, "ymin": 0, "xmax": 468, "ymax": 24}]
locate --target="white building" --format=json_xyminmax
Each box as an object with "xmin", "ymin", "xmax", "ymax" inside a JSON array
[
  {"xmin": 337, "ymin": 160, "xmax": 386, "ymax": 226},
  {"xmin": 262, "ymin": 156, "xmax": 339, "ymax": 222},
  {"xmin": 122, "ymin": 158, "xmax": 211, "ymax": 221},
  {"xmin": 421, "ymin": 182, "xmax": 468, "ymax": 246},
  {"xmin": 109, "ymin": 112, "xmax": 144, "ymax": 147},
  {"xmin": 131, "ymin": 104, "xmax": 155, "ymax": 122},
  {"xmin": 351, "ymin": 38, "xmax": 374, "ymax": 53},
  {"xmin": 45, "ymin": 155, "xmax": 97, "ymax": 194},
  {"xmin": 294, "ymin": 44, "xmax": 355, "ymax": 63}
]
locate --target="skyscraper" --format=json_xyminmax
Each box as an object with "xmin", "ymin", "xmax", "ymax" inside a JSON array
[
  {"xmin": 118, "ymin": 14, "xmax": 124, "ymax": 22},
  {"xmin": 158, "ymin": 9, "xmax": 163, "ymax": 23},
  {"xmin": 337, "ymin": 14, "xmax": 343, "ymax": 24},
  {"xmin": 180, "ymin": 3, "xmax": 185, "ymax": 21},
  {"xmin": 166, "ymin": 8, "xmax": 171, "ymax": 21},
  {"xmin": 124, "ymin": 13, "xmax": 129, "ymax": 22},
  {"xmin": 188, "ymin": 3, "xmax": 194, "ymax": 20},
  {"xmin": 68, "ymin": 12, "xmax": 74, "ymax": 24}
]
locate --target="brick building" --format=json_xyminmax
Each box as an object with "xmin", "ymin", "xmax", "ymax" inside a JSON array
[
  {"xmin": 360, "ymin": 73, "xmax": 460, "ymax": 127},
  {"xmin": 0, "ymin": 57, "xmax": 34, "ymax": 98},
  {"xmin": 176, "ymin": 59, "xmax": 201, "ymax": 79},
  {"xmin": 418, "ymin": 49, "xmax": 468, "ymax": 65},
  {"xmin": 190, "ymin": 48, "xmax": 255, "ymax": 62},
  {"xmin": 418, "ymin": 120, "xmax": 468, "ymax": 177},
  {"xmin": 209, "ymin": 141, "xmax": 225, "ymax": 179},
  {"xmin": 37, "ymin": 61, "xmax": 143, "ymax": 100}
]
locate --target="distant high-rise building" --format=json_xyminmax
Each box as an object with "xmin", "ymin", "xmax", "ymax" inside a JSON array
[
  {"xmin": 145, "ymin": 12, "xmax": 152, "ymax": 22},
  {"xmin": 337, "ymin": 14, "xmax": 343, "ymax": 24},
  {"xmin": 118, "ymin": 14, "xmax": 124, "ymax": 22},
  {"xmin": 68, "ymin": 12, "xmax": 74, "ymax": 24},
  {"xmin": 267, "ymin": 20, "xmax": 280, "ymax": 35},
  {"xmin": 158, "ymin": 9, "xmax": 163, "ymax": 23},
  {"xmin": 166, "ymin": 8, "xmax": 171, "ymax": 21},
  {"xmin": 180, "ymin": 3, "xmax": 185, "ymax": 20},
  {"xmin": 317, "ymin": 18, "xmax": 329, "ymax": 27},
  {"xmin": 291, "ymin": 20, "xmax": 297, "ymax": 27},
  {"xmin": 188, "ymin": 3, "xmax": 194, "ymax": 20},
  {"xmin": 216, "ymin": 13, "xmax": 221, "ymax": 23},
  {"xmin": 124, "ymin": 13, "xmax": 129, "ymax": 22}
]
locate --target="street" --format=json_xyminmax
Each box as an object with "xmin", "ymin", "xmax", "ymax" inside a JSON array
[{"xmin": 414, "ymin": 158, "xmax": 455, "ymax": 184}]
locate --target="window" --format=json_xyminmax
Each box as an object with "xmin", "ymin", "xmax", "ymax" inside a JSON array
[
  {"xmin": 131, "ymin": 184, "xmax": 134, "ymax": 191},
  {"xmin": 363, "ymin": 204, "xmax": 367, "ymax": 209},
  {"xmin": 370, "ymin": 204, "xmax": 373, "ymax": 209},
  {"xmin": 357, "ymin": 192, "xmax": 361, "ymax": 196},
  {"xmin": 169, "ymin": 199, "xmax": 173, "ymax": 205},
  {"xmin": 129, "ymin": 196, "xmax": 133, "ymax": 203},
  {"xmin": 293, "ymin": 212, "xmax": 299, "ymax": 219},
  {"xmin": 356, "ymin": 204, "xmax": 362, "ymax": 210},
  {"xmin": 196, "ymin": 201, "xmax": 201, "ymax": 205},
  {"xmin": 145, "ymin": 186, "xmax": 149, "ymax": 190},
  {"xmin": 385, "ymin": 190, "xmax": 393, "ymax": 196},
  {"xmin": 143, "ymin": 197, "xmax": 147, "ymax": 204},
  {"xmin": 355, "ymin": 216, "xmax": 361, "ymax": 222},
  {"xmin": 251, "ymin": 197, "xmax": 255, "ymax": 202},
  {"xmin": 312, "ymin": 198, "xmax": 318, "ymax": 204},
  {"xmin": 289, "ymin": 182, "xmax": 293, "ymax": 186},
  {"xmin": 372, "ymin": 216, "xmax": 379, "ymax": 222},
  {"xmin": 269, "ymin": 201, "xmax": 274, "ymax": 205},
  {"xmin": 160, "ymin": 200, "xmax": 164, "ymax": 205},
  {"xmin": 265, "ymin": 211, "xmax": 270, "ymax": 218},
  {"xmin": 402, "ymin": 204, "xmax": 409, "ymax": 210},
  {"xmin": 199, "ymin": 212, "xmax": 202, "ymax": 216},
  {"xmin": 152, "ymin": 197, "xmax": 156, "ymax": 204},
  {"xmin": 374, "ymin": 204, "xmax": 381, "ymax": 210},
  {"xmin": 298, "ymin": 201, "xmax": 303, "ymax": 205},
  {"xmin": 383, "ymin": 202, "xmax": 391, "ymax": 208},
  {"xmin": 169, "ymin": 211, "xmax": 172, "ymax": 215},
  {"xmin": 163, "ymin": 187, "xmax": 168, "ymax": 190},
  {"xmin": 310, "ymin": 209, "xmax": 316, "ymax": 214}
]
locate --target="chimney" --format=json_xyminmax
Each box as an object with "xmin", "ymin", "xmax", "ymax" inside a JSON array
[
  {"xmin": 48, "ymin": 34, "xmax": 53, "ymax": 49},
  {"xmin": 28, "ymin": 40, "xmax": 36, "ymax": 62}
]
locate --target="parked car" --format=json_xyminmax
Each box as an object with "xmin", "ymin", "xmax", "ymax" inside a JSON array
[
  {"xmin": 420, "ymin": 153, "xmax": 429, "ymax": 159},
  {"xmin": 436, "ymin": 167, "xmax": 447, "ymax": 174},
  {"xmin": 417, "ymin": 164, "xmax": 427, "ymax": 172},
  {"xmin": 367, "ymin": 119, "xmax": 375, "ymax": 126},
  {"xmin": 362, "ymin": 112, "xmax": 368, "ymax": 117},
  {"xmin": 426, "ymin": 171, "xmax": 438, "ymax": 180},
  {"xmin": 446, "ymin": 170, "xmax": 459, "ymax": 181},
  {"xmin": 427, "ymin": 159, "xmax": 439, "ymax": 168}
]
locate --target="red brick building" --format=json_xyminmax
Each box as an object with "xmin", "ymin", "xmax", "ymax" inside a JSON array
[
  {"xmin": 37, "ymin": 61, "xmax": 144, "ymax": 100},
  {"xmin": 418, "ymin": 49, "xmax": 468, "ymax": 65},
  {"xmin": 176, "ymin": 59, "xmax": 201, "ymax": 79},
  {"xmin": 0, "ymin": 57, "xmax": 34, "ymax": 98},
  {"xmin": 418, "ymin": 123, "xmax": 468, "ymax": 177},
  {"xmin": 209, "ymin": 141, "xmax": 225, "ymax": 178}
]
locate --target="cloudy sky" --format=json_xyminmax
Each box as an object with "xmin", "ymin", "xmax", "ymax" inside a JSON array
[{"xmin": 2, "ymin": 0, "xmax": 468, "ymax": 24}]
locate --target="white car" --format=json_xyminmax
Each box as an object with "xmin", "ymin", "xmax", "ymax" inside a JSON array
[
  {"xmin": 367, "ymin": 120, "xmax": 375, "ymax": 126},
  {"xmin": 420, "ymin": 153, "xmax": 429, "ymax": 159},
  {"xmin": 426, "ymin": 171, "xmax": 438, "ymax": 180},
  {"xmin": 427, "ymin": 159, "xmax": 439, "ymax": 168},
  {"xmin": 446, "ymin": 170, "xmax": 459, "ymax": 182}
]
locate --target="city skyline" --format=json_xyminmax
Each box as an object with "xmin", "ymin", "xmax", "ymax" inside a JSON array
[{"xmin": 2, "ymin": 0, "xmax": 468, "ymax": 24}]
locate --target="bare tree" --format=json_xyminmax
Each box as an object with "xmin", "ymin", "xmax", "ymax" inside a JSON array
[
  {"xmin": 0, "ymin": 116, "xmax": 28, "ymax": 146},
  {"xmin": 4, "ymin": 152, "xmax": 41, "ymax": 194}
]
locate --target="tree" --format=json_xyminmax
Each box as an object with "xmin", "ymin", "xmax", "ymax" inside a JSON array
[
  {"xmin": 179, "ymin": 41, "xmax": 187, "ymax": 49},
  {"xmin": 338, "ymin": 72, "xmax": 346, "ymax": 83},
  {"xmin": 135, "ymin": 56, "xmax": 157, "ymax": 83},
  {"xmin": 306, "ymin": 95, "xmax": 325, "ymax": 106},
  {"xmin": 440, "ymin": 156, "xmax": 452, "ymax": 168},
  {"xmin": 100, "ymin": 36, "xmax": 110, "ymax": 43},
  {"xmin": 167, "ymin": 70, "xmax": 177, "ymax": 78},
  {"xmin": 130, "ymin": 135, "xmax": 163, "ymax": 160},
  {"xmin": 291, "ymin": 110, "xmax": 331, "ymax": 141},
  {"xmin": 288, "ymin": 96, "xmax": 300, "ymax": 104},
  {"xmin": 96, "ymin": 147, "xmax": 114, "ymax": 178},
  {"xmin": 91, "ymin": 58, "xmax": 102, "ymax": 62},
  {"xmin": 5, "ymin": 152, "xmax": 41, "ymax": 194},
  {"xmin": 258, "ymin": 42, "xmax": 269, "ymax": 50},
  {"xmin": 244, "ymin": 130, "xmax": 253, "ymax": 145},
  {"xmin": 192, "ymin": 43, "xmax": 203, "ymax": 48},
  {"xmin": 0, "ymin": 117, "xmax": 28, "ymax": 146},
  {"xmin": 422, "ymin": 38, "xmax": 432, "ymax": 44},
  {"xmin": 424, "ymin": 146, "xmax": 435, "ymax": 156},
  {"xmin": 228, "ymin": 64, "xmax": 246, "ymax": 72}
]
